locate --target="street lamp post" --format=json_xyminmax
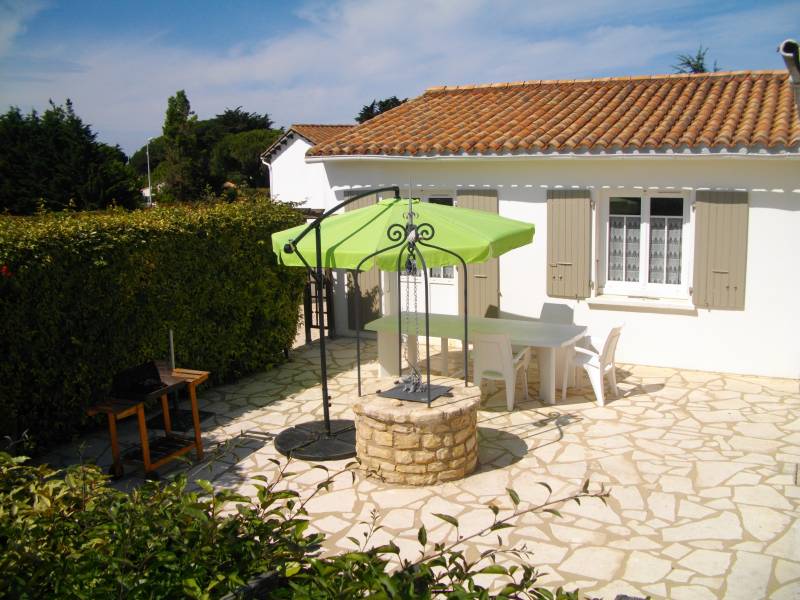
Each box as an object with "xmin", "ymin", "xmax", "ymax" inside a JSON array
[{"xmin": 146, "ymin": 137, "xmax": 154, "ymax": 207}]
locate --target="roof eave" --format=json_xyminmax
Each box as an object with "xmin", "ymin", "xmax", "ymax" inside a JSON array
[
  {"xmin": 261, "ymin": 128, "xmax": 316, "ymax": 163},
  {"xmin": 306, "ymin": 147, "xmax": 800, "ymax": 162}
]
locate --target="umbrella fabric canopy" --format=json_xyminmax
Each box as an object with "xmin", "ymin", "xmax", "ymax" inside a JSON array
[{"xmin": 272, "ymin": 198, "xmax": 534, "ymax": 270}]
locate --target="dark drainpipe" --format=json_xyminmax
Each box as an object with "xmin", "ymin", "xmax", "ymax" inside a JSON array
[{"xmin": 779, "ymin": 39, "xmax": 800, "ymax": 119}]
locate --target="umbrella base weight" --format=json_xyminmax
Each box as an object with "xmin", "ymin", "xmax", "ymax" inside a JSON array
[
  {"xmin": 379, "ymin": 383, "xmax": 452, "ymax": 403},
  {"xmin": 274, "ymin": 419, "xmax": 356, "ymax": 460}
]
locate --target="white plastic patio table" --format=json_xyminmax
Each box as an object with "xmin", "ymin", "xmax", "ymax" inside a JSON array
[{"xmin": 364, "ymin": 313, "xmax": 587, "ymax": 405}]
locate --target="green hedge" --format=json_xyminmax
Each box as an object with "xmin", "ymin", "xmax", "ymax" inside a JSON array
[{"xmin": 0, "ymin": 200, "xmax": 305, "ymax": 451}]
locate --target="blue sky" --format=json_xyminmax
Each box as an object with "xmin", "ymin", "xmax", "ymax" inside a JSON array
[{"xmin": 1, "ymin": 0, "xmax": 798, "ymax": 154}]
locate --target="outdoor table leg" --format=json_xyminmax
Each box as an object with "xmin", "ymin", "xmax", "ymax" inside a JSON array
[
  {"xmin": 554, "ymin": 347, "xmax": 571, "ymax": 390},
  {"xmin": 440, "ymin": 337, "xmax": 449, "ymax": 376},
  {"xmin": 537, "ymin": 348, "xmax": 557, "ymax": 405},
  {"xmin": 159, "ymin": 394, "xmax": 172, "ymax": 433},
  {"xmin": 188, "ymin": 383, "xmax": 204, "ymax": 461},
  {"xmin": 136, "ymin": 404, "xmax": 153, "ymax": 472},
  {"xmin": 377, "ymin": 330, "xmax": 399, "ymax": 377}
]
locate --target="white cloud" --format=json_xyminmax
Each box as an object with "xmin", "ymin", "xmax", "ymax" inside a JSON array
[
  {"xmin": 0, "ymin": 0, "xmax": 796, "ymax": 154},
  {"xmin": 0, "ymin": 0, "xmax": 47, "ymax": 57}
]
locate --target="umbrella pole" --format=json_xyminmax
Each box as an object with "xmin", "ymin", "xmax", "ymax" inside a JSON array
[
  {"xmin": 315, "ymin": 225, "xmax": 332, "ymax": 437},
  {"xmin": 355, "ymin": 270, "xmax": 361, "ymax": 396}
]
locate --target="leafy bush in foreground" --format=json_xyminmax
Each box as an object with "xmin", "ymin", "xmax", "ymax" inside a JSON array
[
  {"xmin": 0, "ymin": 453, "xmax": 607, "ymax": 599},
  {"xmin": 0, "ymin": 199, "xmax": 305, "ymax": 451}
]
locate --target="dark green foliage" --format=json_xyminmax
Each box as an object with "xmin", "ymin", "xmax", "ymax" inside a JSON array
[
  {"xmin": 158, "ymin": 90, "xmax": 204, "ymax": 203},
  {"xmin": 128, "ymin": 135, "xmax": 166, "ymax": 181},
  {"xmin": 355, "ymin": 96, "xmax": 407, "ymax": 124},
  {"xmin": 129, "ymin": 100, "xmax": 280, "ymax": 195},
  {"xmin": 0, "ymin": 454, "xmax": 321, "ymax": 599},
  {"xmin": 0, "ymin": 454, "xmax": 587, "ymax": 599},
  {"xmin": 0, "ymin": 100, "xmax": 140, "ymax": 215},
  {"xmin": 0, "ymin": 199, "xmax": 305, "ymax": 451},
  {"xmin": 672, "ymin": 45, "xmax": 719, "ymax": 73},
  {"xmin": 210, "ymin": 129, "xmax": 283, "ymax": 186},
  {"xmin": 213, "ymin": 106, "xmax": 273, "ymax": 134}
]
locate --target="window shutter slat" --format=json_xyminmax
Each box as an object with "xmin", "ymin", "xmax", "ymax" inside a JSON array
[
  {"xmin": 693, "ymin": 190, "xmax": 748, "ymax": 309},
  {"xmin": 546, "ymin": 189, "xmax": 591, "ymax": 299}
]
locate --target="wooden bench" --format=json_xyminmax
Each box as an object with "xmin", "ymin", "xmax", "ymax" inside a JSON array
[{"xmin": 88, "ymin": 367, "xmax": 210, "ymax": 478}]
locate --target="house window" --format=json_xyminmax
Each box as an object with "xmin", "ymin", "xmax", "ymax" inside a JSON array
[
  {"xmin": 427, "ymin": 197, "xmax": 455, "ymax": 280},
  {"xmin": 601, "ymin": 191, "xmax": 691, "ymax": 298},
  {"xmin": 607, "ymin": 197, "xmax": 641, "ymax": 283},
  {"xmin": 648, "ymin": 197, "xmax": 684, "ymax": 285}
]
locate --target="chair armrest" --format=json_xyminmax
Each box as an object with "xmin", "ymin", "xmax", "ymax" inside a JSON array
[
  {"xmin": 574, "ymin": 346, "xmax": 598, "ymax": 358},
  {"xmin": 513, "ymin": 346, "xmax": 531, "ymax": 364}
]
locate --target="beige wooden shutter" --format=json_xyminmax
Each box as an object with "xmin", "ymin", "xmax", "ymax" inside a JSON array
[
  {"xmin": 546, "ymin": 189, "xmax": 591, "ymax": 299},
  {"xmin": 456, "ymin": 190, "xmax": 500, "ymax": 316},
  {"xmin": 693, "ymin": 190, "xmax": 748, "ymax": 310},
  {"xmin": 344, "ymin": 191, "xmax": 382, "ymax": 329}
]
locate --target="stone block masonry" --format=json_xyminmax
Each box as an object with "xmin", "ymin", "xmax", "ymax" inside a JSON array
[{"xmin": 353, "ymin": 394, "xmax": 480, "ymax": 485}]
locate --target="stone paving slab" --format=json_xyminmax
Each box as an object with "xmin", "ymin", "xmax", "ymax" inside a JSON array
[{"xmin": 43, "ymin": 336, "xmax": 800, "ymax": 599}]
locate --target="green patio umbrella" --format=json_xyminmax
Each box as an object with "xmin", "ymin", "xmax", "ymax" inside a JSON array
[
  {"xmin": 272, "ymin": 197, "xmax": 534, "ymax": 270},
  {"xmin": 270, "ymin": 188, "xmax": 534, "ymax": 462}
]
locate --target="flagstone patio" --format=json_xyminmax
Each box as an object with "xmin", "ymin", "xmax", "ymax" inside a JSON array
[{"xmin": 44, "ymin": 335, "xmax": 800, "ymax": 600}]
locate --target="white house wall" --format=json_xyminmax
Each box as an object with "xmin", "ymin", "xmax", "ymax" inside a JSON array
[
  {"xmin": 317, "ymin": 157, "xmax": 800, "ymax": 379},
  {"xmin": 270, "ymin": 138, "xmax": 332, "ymax": 210}
]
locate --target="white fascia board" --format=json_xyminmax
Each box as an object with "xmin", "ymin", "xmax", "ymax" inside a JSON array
[
  {"xmin": 306, "ymin": 150, "xmax": 800, "ymax": 163},
  {"xmin": 261, "ymin": 130, "xmax": 316, "ymax": 163}
]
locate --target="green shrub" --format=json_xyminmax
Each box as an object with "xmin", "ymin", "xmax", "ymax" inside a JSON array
[
  {"xmin": 0, "ymin": 199, "xmax": 305, "ymax": 451},
  {"xmin": 0, "ymin": 453, "xmax": 595, "ymax": 599},
  {"xmin": 0, "ymin": 453, "xmax": 320, "ymax": 599}
]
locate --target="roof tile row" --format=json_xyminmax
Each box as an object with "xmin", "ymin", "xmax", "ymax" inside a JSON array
[{"xmin": 309, "ymin": 71, "xmax": 800, "ymax": 157}]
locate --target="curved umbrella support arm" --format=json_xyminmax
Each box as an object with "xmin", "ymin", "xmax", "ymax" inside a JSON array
[
  {"xmin": 283, "ymin": 186, "xmax": 401, "ymax": 253},
  {"xmin": 418, "ymin": 240, "xmax": 469, "ymax": 387}
]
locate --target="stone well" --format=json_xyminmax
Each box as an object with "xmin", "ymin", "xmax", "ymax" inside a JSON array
[{"xmin": 352, "ymin": 393, "xmax": 480, "ymax": 485}]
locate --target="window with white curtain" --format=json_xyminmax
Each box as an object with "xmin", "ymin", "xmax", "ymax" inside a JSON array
[
  {"xmin": 602, "ymin": 192, "xmax": 691, "ymax": 298},
  {"xmin": 427, "ymin": 197, "xmax": 455, "ymax": 280}
]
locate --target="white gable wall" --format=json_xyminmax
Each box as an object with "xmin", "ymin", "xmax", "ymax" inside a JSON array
[
  {"xmin": 318, "ymin": 156, "xmax": 800, "ymax": 379},
  {"xmin": 269, "ymin": 137, "xmax": 332, "ymax": 210}
]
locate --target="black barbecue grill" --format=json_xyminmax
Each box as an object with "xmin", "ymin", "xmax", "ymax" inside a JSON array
[{"xmin": 111, "ymin": 361, "xmax": 184, "ymax": 402}]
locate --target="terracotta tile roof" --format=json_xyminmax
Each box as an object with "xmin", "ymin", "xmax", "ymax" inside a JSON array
[
  {"xmin": 290, "ymin": 124, "xmax": 355, "ymax": 145},
  {"xmin": 262, "ymin": 124, "xmax": 355, "ymax": 161},
  {"xmin": 308, "ymin": 71, "xmax": 800, "ymax": 157}
]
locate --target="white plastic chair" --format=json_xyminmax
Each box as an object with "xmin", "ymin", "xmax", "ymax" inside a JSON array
[
  {"xmin": 472, "ymin": 333, "xmax": 531, "ymax": 410},
  {"xmin": 561, "ymin": 326, "xmax": 623, "ymax": 406}
]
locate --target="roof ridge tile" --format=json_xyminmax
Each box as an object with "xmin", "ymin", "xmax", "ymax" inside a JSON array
[{"xmin": 424, "ymin": 69, "xmax": 788, "ymax": 93}]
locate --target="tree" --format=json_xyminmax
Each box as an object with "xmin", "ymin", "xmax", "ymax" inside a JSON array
[
  {"xmin": 214, "ymin": 107, "xmax": 272, "ymax": 134},
  {"xmin": 210, "ymin": 129, "xmax": 283, "ymax": 187},
  {"xmin": 355, "ymin": 96, "xmax": 407, "ymax": 124},
  {"xmin": 0, "ymin": 100, "xmax": 139, "ymax": 214},
  {"xmin": 128, "ymin": 136, "xmax": 165, "ymax": 179},
  {"xmin": 672, "ymin": 46, "xmax": 719, "ymax": 74},
  {"xmin": 157, "ymin": 90, "xmax": 203, "ymax": 202},
  {"xmin": 130, "ymin": 105, "xmax": 276, "ymax": 194}
]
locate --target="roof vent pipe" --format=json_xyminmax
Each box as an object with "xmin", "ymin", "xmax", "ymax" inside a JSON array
[{"xmin": 779, "ymin": 39, "xmax": 800, "ymax": 116}]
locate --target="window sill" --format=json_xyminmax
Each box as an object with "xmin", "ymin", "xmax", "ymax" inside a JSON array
[{"xmin": 588, "ymin": 294, "xmax": 697, "ymax": 314}]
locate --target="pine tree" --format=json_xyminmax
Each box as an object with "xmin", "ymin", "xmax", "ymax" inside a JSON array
[
  {"xmin": 355, "ymin": 96, "xmax": 407, "ymax": 124},
  {"xmin": 157, "ymin": 90, "xmax": 203, "ymax": 202},
  {"xmin": 0, "ymin": 100, "xmax": 138, "ymax": 214}
]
